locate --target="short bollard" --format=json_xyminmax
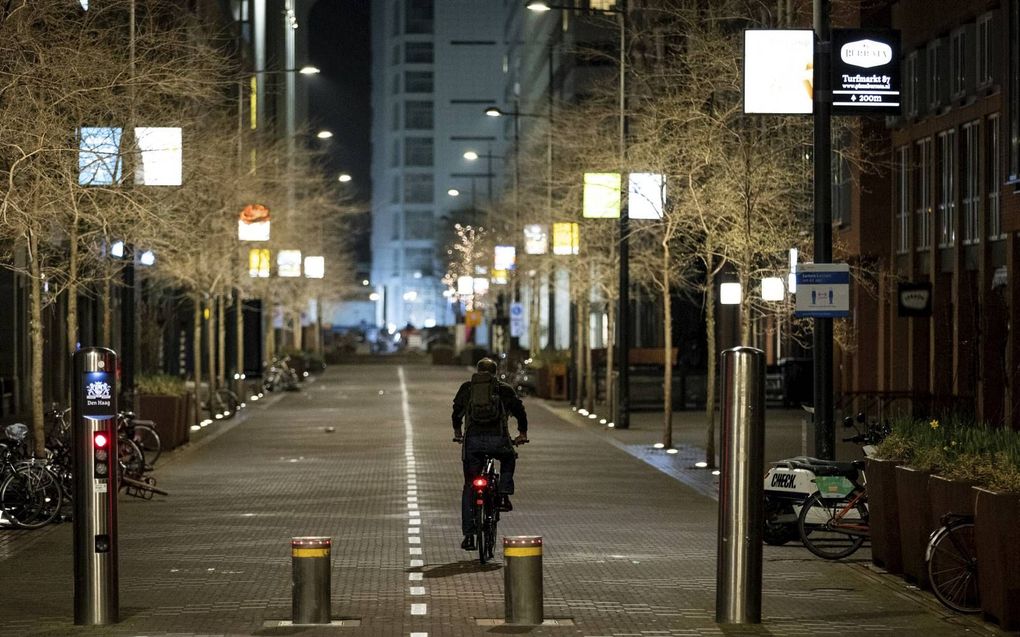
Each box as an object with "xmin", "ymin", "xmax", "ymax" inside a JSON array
[
  {"xmin": 291, "ymin": 537, "xmax": 331, "ymax": 624},
  {"xmin": 504, "ymin": 536, "xmax": 543, "ymax": 625}
]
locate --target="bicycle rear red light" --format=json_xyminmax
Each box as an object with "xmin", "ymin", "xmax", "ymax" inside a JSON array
[
  {"xmin": 93, "ymin": 432, "xmax": 108, "ymax": 448},
  {"xmin": 472, "ymin": 477, "xmax": 487, "ymax": 488}
]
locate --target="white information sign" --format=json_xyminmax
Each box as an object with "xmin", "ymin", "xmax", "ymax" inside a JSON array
[{"xmin": 794, "ymin": 263, "xmax": 850, "ymax": 318}]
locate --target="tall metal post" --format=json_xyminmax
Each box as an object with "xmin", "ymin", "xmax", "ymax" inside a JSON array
[
  {"xmin": 616, "ymin": 1, "xmax": 631, "ymax": 428},
  {"xmin": 715, "ymin": 346, "xmax": 765, "ymax": 624},
  {"xmin": 812, "ymin": 0, "xmax": 834, "ymax": 459},
  {"xmin": 72, "ymin": 347, "xmax": 120, "ymax": 626},
  {"xmin": 120, "ymin": 254, "xmax": 137, "ymax": 410}
]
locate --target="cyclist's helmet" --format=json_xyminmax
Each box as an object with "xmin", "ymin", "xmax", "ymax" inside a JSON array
[{"xmin": 476, "ymin": 357, "xmax": 498, "ymax": 374}]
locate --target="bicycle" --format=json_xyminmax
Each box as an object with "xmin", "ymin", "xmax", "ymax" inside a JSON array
[
  {"xmin": 118, "ymin": 411, "xmax": 161, "ymax": 467},
  {"xmin": 926, "ymin": 513, "xmax": 980, "ymax": 613},
  {"xmin": 458, "ymin": 437, "xmax": 527, "ymax": 564},
  {"xmin": 796, "ymin": 459, "xmax": 869, "ymax": 560},
  {"xmin": 0, "ymin": 423, "xmax": 63, "ymax": 529}
]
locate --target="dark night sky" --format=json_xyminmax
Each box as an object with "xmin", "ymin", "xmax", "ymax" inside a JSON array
[{"xmin": 307, "ymin": 0, "xmax": 372, "ymax": 271}]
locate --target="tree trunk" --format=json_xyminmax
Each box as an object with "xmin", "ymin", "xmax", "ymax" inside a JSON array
[
  {"xmin": 28, "ymin": 232, "xmax": 46, "ymax": 457},
  {"xmin": 235, "ymin": 290, "xmax": 244, "ymax": 395},
  {"xmin": 67, "ymin": 221, "xmax": 79, "ymax": 355},
  {"xmin": 605, "ymin": 299, "xmax": 615, "ymax": 418},
  {"xmin": 101, "ymin": 275, "xmax": 111, "ymax": 347},
  {"xmin": 584, "ymin": 298, "xmax": 594, "ymax": 412},
  {"xmin": 192, "ymin": 295, "xmax": 203, "ymax": 425},
  {"xmin": 739, "ymin": 271, "xmax": 751, "ymax": 345},
  {"xmin": 705, "ymin": 264, "xmax": 717, "ymax": 468},
  {"xmin": 205, "ymin": 296, "xmax": 216, "ymax": 410},
  {"xmin": 573, "ymin": 299, "xmax": 584, "ymax": 408},
  {"xmin": 662, "ymin": 242, "xmax": 673, "ymax": 449},
  {"xmin": 529, "ymin": 274, "xmax": 540, "ymax": 356},
  {"xmin": 293, "ymin": 309, "xmax": 303, "ymax": 352}
]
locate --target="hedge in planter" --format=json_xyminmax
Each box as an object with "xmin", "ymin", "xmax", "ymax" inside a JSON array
[{"xmin": 137, "ymin": 374, "xmax": 190, "ymax": 451}]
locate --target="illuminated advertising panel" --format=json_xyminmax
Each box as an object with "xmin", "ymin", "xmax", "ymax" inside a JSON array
[
  {"xmin": 831, "ymin": 29, "xmax": 901, "ymax": 113},
  {"xmin": 134, "ymin": 127, "xmax": 183, "ymax": 186},
  {"xmin": 629, "ymin": 173, "xmax": 665, "ymax": 219},
  {"xmin": 582, "ymin": 172, "xmax": 621, "ymax": 218},
  {"xmin": 523, "ymin": 224, "xmax": 548, "ymax": 255},
  {"xmin": 277, "ymin": 249, "xmax": 302, "ymax": 277},
  {"xmin": 552, "ymin": 222, "xmax": 579, "ymax": 256},
  {"xmin": 248, "ymin": 248, "xmax": 271, "ymax": 278},
  {"xmin": 494, "ymin": 245, "xmax": 516, "ymax": 271},
  {"xmin": 457, "ymin": 275, "xmax": 474, "ymax": 296},
  {"xmin": 238, "ymin": 204, "xmax": 271, "ymax": 241},
  {"xmin": 743, "ymin": 30, "xmax": 814, "ymax": 114},
  {"xmin": 79, "ymin": 127, "xmax": 123, "ymax": 186},
  {"xmin": 304, "ymin": 256, "xmax": 325, "ymax": 279}
]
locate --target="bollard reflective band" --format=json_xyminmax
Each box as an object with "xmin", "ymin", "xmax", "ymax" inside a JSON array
[
  {"xmin": 504, "ymin": 546, "xmax": 542, "ymax": 557},
  {"xmin": 291, "ymin": 536, "xmax": 331, "ymax": 558},
  {"xmin": 503, "ymin": 535, "xmax": 542, "ymax": 557}
]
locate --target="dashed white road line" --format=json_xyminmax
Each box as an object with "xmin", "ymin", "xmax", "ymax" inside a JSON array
[{"xmin": 400, "ymin": 365, "xmax": 429, "ymax": 632}]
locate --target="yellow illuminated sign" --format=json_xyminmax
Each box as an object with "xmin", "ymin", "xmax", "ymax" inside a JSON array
[
  {"xmin": 552, "ymin": 222, "xmax": 579, "ymax": 256},
  {"xmin": 248, "ymin": 248, "xmax": 271, "ymax": 278}
]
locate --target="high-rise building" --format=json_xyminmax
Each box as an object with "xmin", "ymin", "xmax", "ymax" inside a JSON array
[{"xmin": 369, "ymin": 1, "xmax": 507, "ymax": 329}]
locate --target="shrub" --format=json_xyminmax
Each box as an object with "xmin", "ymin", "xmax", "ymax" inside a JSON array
[{"xmin": 136, "ymin": 373, "xmax": 188, "ymax": 397}]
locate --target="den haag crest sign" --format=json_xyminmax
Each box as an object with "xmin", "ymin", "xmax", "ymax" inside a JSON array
[{"xmin": 84, "ymin": 374, "xmax": 115, "ymax": 417}]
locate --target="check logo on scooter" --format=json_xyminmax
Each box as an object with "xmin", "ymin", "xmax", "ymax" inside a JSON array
[{"xmin": 770, "ymin": 473, "xmax": 797, "ymax": 489}]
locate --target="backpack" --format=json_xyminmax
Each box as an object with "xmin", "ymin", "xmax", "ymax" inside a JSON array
[{"xmin": 467, "ymin": 372, "xmax": 505, "ymax": 432}]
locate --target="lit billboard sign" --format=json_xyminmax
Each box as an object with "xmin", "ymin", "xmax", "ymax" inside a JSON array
[
  {"xmin": 582, "ymin": 172, "xmax": 621, "ymax": 218},
  {"xmin": 523, "ymin": 224, "xmax": 548, "ymax": 255},
  {"xmin": 743, "ymin": 30, "xmax": 814, "ymax": 114},
  {"xmin": 277, "ymin": 250, "xmax": 302, "ymax": 277},
  {"xmin": 238, "ymin": 204, "xmax": 271, "ymax": 241},
  {"xmin": 831, "ymin": 29, "xmax": 901, "ymax": 113},
  {"xmin": 79, "ymin": 127, "xmax": 123, "ymax": 186},
  {"xmin": 629, "ymin": 173, "xmax": 665, "ymax": 219},
  {"xmin": 134, "ymin": 127, "xmax": 183, "ymax": 186},
  {"xmin": 494, "ymin": 245, "xmax": 516, "ymax": 271}
]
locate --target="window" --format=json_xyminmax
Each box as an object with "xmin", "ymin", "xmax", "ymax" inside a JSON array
[
  {"xmin": 404, "ymin": 248, "xmax": 434, "ymax": 276},
  {"xmin": 404, "ymin": 0, "xmax": 433, "ymax": 35},
  {"xmin": 962, "ymin": 121, "xmax": 980, "ymax": 245},
  {"xmin": 405, "ymin": 71, "xmax": 433, "ymax": 93},
  {"xmin": 1011, "ymin": 2, "xmax": 1020, "ymax": 179},
  {"xmin": 405, "ymin": 42, "xmax": 433, "ymax": 64},
  {"xmin": 927, "ymin": 38, "xmax": 945, "ymax": 110},
  {"xmin": 390, "ymin": 138, "xmax": 400, "ymax": 167},
  {"xmin": 404, "ymin": 137, "xmax": 433, "ymax": 166},
  {"xmin": 937, "ymin": 129, "xmax": 956, "ymax": 248},
  {"xmin": 916, "ymin": 138, "xmax": 932, "ymax": 251},
  {"xmin": 404, "ymin": 211, "xmax": 434, "ymax": 240},
  {"xmin": 392, "ymin": 44, "xmax": 400, "ymax": 66},
  {"xmin": 392, "ymin": 105, "xmax": 400, "ymax": 131},
  {"xmin": 988, "ymin": 115, "xmax": 1003, "ymax": 240},
  {"xmin": 391, "ymin": 1, "xmax": 400, "ymax": 36},
  {"xmin": 905, "ymin": 51, "xmax": 922, "ymax": 117},
  {"xmin": 977, "ymin": 14, "xmax": 993, "ymax": 88},
  {"xmin": 897, "ymin": 146, "xmax": 910, "ymax": 254},
  {"xmin": 404, "ymin": 101, "xmax": 433, "ymax": 129},
  {"xmin": 404, "ymin": 173, "xmax": 433, "ymax": 203},
  {"xmin": 391, "ymin": 175, "xmax": 400, "ymax": 204},
  {"xmin": 950, "ymin": 27, "xmax": 968, "ymax": 99},
  {"xmin": 391, "ymin": 211, "xmax": 401, "ymax": 240}
]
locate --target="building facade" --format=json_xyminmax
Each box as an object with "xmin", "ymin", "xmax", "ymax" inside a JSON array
[{"xmin": 369, "ymin": 0, "xmax": 508, "ymax": 330}]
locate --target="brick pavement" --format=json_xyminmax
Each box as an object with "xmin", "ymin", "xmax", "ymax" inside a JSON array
[{"xmin": 0, "ymin": 363, "xmax": 1006, "ymax": 636}]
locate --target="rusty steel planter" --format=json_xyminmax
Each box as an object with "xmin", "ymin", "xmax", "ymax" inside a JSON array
[
  {"xmin": 894, "ymin": 466, "xmax": 932, "ymax": 589},
  {"xmin": 865, "ymin": 458, "xmax": 903, "ymax": 574},
  {"xmin": 975, "ymin": 488, "xmax": 1020, "ymax": 630}
]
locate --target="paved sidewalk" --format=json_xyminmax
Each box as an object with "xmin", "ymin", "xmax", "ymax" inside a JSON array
[{"xmin": 0, "ymin": 364, "xmax": 1005, "ymax": 636}]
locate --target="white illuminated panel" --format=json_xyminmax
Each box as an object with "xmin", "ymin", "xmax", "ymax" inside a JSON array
[
  {"xmin": 523, "ymin": 224, "xmax": 548, "ymax": 255},
  {"xmin": 457, "ymin": 276, "xmax": 474, "ymax": 296},
  {"xmin": 472, "ymin": 277, "xmax": 490, "ymax": 295},
  {"xmin": 79, "ymin": 127, "xmax": 123, "ymax": 186},
  {"xmin": 494, "ymin": 245, "xmax": 516, "ymax": 271},
  {"xmin": 304, "ymin": 256, "xmax": 324, "ymax": 279},
  {"xmin": 583, "ymin": 172, "xmax": 621, "ymax": 218},
  {"xmin": 134, "ymin": 127, "xmax": 183, "ymax": 186},
  {"xmin": 277, "ymin": 250, "xmax": 302, "ymax": 277},
  {"xmin": 761, "ymin": 277, "xmax": 785, "ymax": 301},
  {"xmin": 629, "ymin": 173, "xmax": 665, "ymax": 219},
  {"xmin": 720, "ymin": 282, "xmax": 742, "ymax": 305},
  {"xmin": 743, "ymin": 30, "xmax": 814, "ymax": 114}
]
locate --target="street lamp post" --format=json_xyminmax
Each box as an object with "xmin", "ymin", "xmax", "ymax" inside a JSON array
[{"xmin": 527, "ymin": 0, "xmax": 630, "ymax": 428}]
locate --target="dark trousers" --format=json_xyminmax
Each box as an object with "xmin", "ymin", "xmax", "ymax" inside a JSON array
[{"xmin": 461, "ymin": 433, "xmax": 516, "ymax": 535}]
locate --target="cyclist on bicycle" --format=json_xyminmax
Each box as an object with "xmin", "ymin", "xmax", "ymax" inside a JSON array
[{"xmin": 452, "ymin": 357, "xmax": 528, "ymax": 551}]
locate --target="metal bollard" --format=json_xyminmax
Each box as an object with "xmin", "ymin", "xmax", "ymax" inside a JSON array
[
  {"xmin": 715, "ymin": 347, "xmax": 765, "ymax": 624},
  {"xmin": 291, "ymin": 537, "xmax": 331, "ymax": 624},
  {"xmin": 504, "ymin": 536, "xmax": 543, "ymax": 624}
]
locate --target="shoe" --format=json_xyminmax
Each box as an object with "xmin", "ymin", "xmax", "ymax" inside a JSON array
[
  {"xmin": 461, "ymin": 535, "xmax": 477, "ymax": 551},
  {"xmin": 499, "ymin": 495, "xmax": 513, "ymax": 512}
]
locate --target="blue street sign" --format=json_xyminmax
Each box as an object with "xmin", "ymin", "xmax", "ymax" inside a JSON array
[{"xmin": 794, "ymin": 264, "xmax": 850, "ymax": 318}]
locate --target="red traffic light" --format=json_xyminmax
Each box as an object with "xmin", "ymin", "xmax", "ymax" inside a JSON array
[{"xmin": 93, "ymin": 432, "xmax": 109, "ymax": 448}]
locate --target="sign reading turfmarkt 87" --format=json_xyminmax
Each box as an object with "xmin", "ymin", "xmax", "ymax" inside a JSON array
[
  {"xmin": 83, "ymin": 371, "xmax": 116, "ymax": 418},
  {"xmin": 832, "ymin": 29, "xmax": 901, "ymax": 114}
]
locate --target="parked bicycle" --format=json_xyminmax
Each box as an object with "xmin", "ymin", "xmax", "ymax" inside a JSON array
[
  {"xmin": 0, "ymin": 423, "xmax": 63, "ymax": 529},
  {"xmin": 262, "ymin": 357, "xmax": 300, "ymax": 393},
  {"xmin": 926, "ymin": 513, "xmax": 980, "ymax": 613}
]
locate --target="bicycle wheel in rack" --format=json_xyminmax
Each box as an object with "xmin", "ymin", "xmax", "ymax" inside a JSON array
[
  {"xmin": 927, "ymin": 520, "xmax": 980, "ymax": 613},
  {"xmin": 118, "ymin": 437, "xmax": 146, "ymax": 480},
  {"xmin": 797, "ymin": 491, "xmax": 868, "ymax": 560},
  {"xmin": 0, "ymin": 465, "xmax": 63, "ymax": 529},
  {"xmin": 132, "ymin": 424, "xmax": 161, "ymax": 466}
]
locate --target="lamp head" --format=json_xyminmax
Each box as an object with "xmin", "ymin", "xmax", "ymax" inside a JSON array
[
  {"xmin": 463, "ymin": 151, "xmax": 479, "ymax": 160},
  {"xmin": 526, "ymin": 1, "xmax": 552, "ymax": 11},
  {"xmin": 299, "ymin": 65, "xmax": 321, "ymax": 75},
  {"xmin": 484, "ymin": 107, "xmax": 503, "ymax": 117}
]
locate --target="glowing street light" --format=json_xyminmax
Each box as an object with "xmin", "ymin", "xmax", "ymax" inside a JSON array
[
  {"xmin": 338, "ymin": 173, "xmax": 352, "ymax": 183},
  {"xmin": 447, "ymin": 188, "xmax": 460, "ymax": 197},
  {"xmin": 463, "ymin": 150, "xmax": 479, "ymax": 160},
  {"xmin": 298, "ymin": 65, "xmax": 321, "ymax": 75},
  {"xmin": 316, "ymin": 130, "xmax": 333, "ymax": 140},
  {"xmin": 526, "ymin": 2, "xmax": 553, "ymax": 12}
]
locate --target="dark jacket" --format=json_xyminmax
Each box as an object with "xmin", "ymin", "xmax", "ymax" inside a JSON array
[{"xmin": 452, "ymin": 376, "xmax": 528, "ymax": 437}]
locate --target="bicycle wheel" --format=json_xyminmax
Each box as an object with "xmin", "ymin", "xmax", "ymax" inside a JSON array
[
  {"xmin": 764, "ymin": 495, "xmax": 801, "ymax": 546},
  {"xmin": 118, "ymin": 437, "xmax": 146, "ymax": 480},
  {"xmin": 797, "ymin": 491, "xmax": 868, "ymax": 560},
  {"xmin": 475, "ymin": 505, "xmax": 487, "ymax": 565},
  {"xmin": 1, "ymin": 466, "xmax": 63, "ymax": 529},
  {"xmin": 132, "ymin": 424, "xmax": 161, "ymax": 466},
  {"xmin": 927, "ymin": 521, "xmax": 980, "ymax": 613}
]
